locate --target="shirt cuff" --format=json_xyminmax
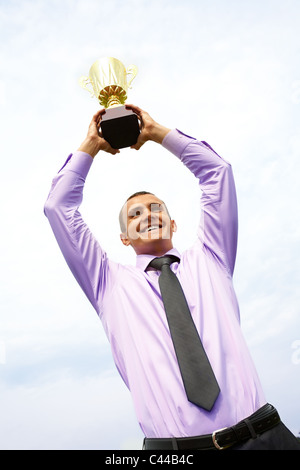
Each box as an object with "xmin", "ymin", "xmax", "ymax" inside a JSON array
[
  {"xmin": 162, "ymin": 129, "xmax": 196, "ymax": 158},
  {"xmin": 58, "ymin": 151, "xmax": 94, "ymax": 179}
]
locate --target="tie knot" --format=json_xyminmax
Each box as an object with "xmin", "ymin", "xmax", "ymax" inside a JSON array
[{"xmin": 148, "ymin": 255, "xmax": 180, "ymax": 271}]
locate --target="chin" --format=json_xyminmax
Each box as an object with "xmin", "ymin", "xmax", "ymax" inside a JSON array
[{"xmin": 134, "ymin": 237, "xmax": 173, "ymax": 256}]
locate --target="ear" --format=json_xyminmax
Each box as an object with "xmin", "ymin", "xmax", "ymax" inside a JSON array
[
  {"xmin": 120, "ymin": 233, "xmax": 131, "ymax": 247},
  {"xmin": 171, "ymin": 219, "xmax": 177, "ymax": 233}
]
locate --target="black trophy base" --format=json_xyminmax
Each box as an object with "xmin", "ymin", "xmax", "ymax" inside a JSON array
[{"xmin": 100, "ymin": 106, "xmax": 140, "ymax": 149}]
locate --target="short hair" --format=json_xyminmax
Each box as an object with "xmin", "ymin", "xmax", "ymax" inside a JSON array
[
  {"xmin": 119, "ymin": 191, "xmax": 171, "ymax": 233},
  {"xmin": 126, "ymin": 191, "xmax": 155, "ymax": 201}
]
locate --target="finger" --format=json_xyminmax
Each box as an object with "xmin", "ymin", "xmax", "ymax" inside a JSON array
[
  {"xmin": 105, "ymin": 145, "xmax": 120, "ymax": 155},
  {"xmin": 126, "ymin": 105, "xmax": 145, "ymax": 134},
  {"xmin": 130, "ymin": 136, "xmax": 145, "ymax": 151},
  {"xmin": 110, "ymin": 147, "xmax": 120, "ymax": 155},
  {"xmin": 98, "ymin": 108, "xmax": 107, "ymax": 119},
  {"xmin": 102, "ymin": 139, "xmax": 120, "ymax": 155},
  {"xmin": 130, "ymin": 144, "xmax": 142, "ymax": 151},
  {"xmin": 125, "ymin": 104, "xmax": 143, "ymax": 116},
  {"xmin": 93, "ymin": 108, "xmax": 106, "ymax": 117},
  {"xmin": 92, "ymin": 109, "xmax": 106, "ymax": 127},
  {"xmin": 92, "ymin": 109, "xmax": 102, "ymax": 121}
]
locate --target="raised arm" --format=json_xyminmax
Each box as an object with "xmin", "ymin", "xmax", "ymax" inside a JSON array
[
  {"xmin": 126, "ymin": 105, "xmax": 238, "ymax": 276},
  {"xmin": 163, "ymin": 132, "xmax": 238, "ymax": 276},
  {"xmin": 44, "ymin": 111, "xmax": 119, "ymax": 314}
]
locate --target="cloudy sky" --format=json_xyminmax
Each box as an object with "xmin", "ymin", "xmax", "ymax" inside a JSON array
[{"xmin": 0, "ymin": 0, "xmax": 299, "ymax": 450}]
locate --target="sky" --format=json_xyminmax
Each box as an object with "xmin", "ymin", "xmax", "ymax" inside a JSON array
[{"xmin": 0, "ymin": 0, "xmax": 300, "ymax": 450}]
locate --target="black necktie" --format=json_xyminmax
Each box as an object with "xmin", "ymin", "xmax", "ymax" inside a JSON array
[{"xmin": 148, "ymin": 255, "xmax": 220, "ymax": 411}]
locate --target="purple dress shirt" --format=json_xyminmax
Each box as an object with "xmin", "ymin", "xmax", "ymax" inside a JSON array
[{"xmin": 44, "ymin": 129, "xmax": 266, "ymax": 438}]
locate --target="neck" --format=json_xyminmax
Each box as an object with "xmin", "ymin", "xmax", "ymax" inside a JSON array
[{"xmin": 135, "ymin": 241, "xmax": 174, "ymax": 257}]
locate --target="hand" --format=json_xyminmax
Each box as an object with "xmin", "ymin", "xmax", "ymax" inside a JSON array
[
  {"xmin": 78, "ymin": 109, "xmax": 120, "ymax": 157},
  {"xmin": 125, "ymin": 105, "xmax": 171, "ymax": 150}
]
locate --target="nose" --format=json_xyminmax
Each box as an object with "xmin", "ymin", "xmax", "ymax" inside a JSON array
[{"xmin": 140, "ymin": 208, "xmax": 152, "ymax": 227}]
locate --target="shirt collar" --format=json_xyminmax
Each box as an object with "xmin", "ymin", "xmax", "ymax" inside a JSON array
[{"xmin": 136, "ymin": 248, "xmax": 181, "ymax": 272}]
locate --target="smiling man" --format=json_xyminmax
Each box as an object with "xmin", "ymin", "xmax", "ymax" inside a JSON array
[
  {"xmin": 119, "ymin": 191, "xmax": 177, "ymax": 256},
  {"xmin": 44, "ymin": 105, "xmax": 300, "ymax": 450}
]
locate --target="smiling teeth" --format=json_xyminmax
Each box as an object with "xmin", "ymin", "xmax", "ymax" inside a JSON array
[{"xmin": 147, "ymin": 225, "xmax": 159, "ymax": 232}]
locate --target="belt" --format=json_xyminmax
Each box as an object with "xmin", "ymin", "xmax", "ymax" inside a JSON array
[{"xmin": 143, "ymin": 403, "xmax": 281, "ymax": 450}]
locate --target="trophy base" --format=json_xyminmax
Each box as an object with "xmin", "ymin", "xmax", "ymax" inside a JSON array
[{"xmin": 100, "ymin": 106, "xmax": 140, "ymax": 149}]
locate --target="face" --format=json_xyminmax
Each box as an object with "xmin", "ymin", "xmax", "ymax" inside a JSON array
[{"xmin": 120, "ymin": 194, "xmax": 177, "ymax": 256}]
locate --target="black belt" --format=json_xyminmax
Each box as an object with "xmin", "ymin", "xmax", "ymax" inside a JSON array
[{"xmin": 143, "ymin": 403, "xmax": 281, "ymax": 450}]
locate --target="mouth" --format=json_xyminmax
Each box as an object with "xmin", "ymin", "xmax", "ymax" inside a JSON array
[{"xmin": 140, "ymin": 224, "xmax": 162, "ymax": 234}]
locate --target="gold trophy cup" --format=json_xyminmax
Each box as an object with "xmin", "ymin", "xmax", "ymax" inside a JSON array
[{"xmin": 79, "ymin": 57, "xmax": 139, "ymax": 149}]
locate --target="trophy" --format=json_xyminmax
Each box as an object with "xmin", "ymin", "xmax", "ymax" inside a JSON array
[{"xmin": 79, "ymin": 57, "xmax": 140, "ymax": 149}]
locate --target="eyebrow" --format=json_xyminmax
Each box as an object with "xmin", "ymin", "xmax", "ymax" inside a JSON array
[{"xmin": 128, "ymin": 204, "xmax": 144, "ymax": 215}]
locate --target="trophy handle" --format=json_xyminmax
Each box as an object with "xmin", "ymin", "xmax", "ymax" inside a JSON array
[
  {"xmin": 79, "ymin": 76, "xmax": 95, "ymax": 97},
  {"xmin": 126, "ymin": 65, "xmax": 138, "ymax": 89}
]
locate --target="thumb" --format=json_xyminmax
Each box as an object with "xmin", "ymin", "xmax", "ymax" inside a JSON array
[{"xmin": 130, "ymin": 132, "xmax": 148, "ymax": 151}]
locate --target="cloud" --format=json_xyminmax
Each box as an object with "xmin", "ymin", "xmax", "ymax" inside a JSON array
[{"xmin": 0, "ymin": 371, "xmax": 143, "ymax": 450}]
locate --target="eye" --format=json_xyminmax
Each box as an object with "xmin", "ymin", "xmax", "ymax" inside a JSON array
[{"xmin": 128, "ymin": 209, "xmax": 141, "ymax": 218}]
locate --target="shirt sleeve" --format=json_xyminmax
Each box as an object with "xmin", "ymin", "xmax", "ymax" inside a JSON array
[
  {"xmin": 44, "ymin": 151, "xmax": 118, "ymax": 315},
  {"xmin": 162, "ymin": 129, "xmax": 238, "ymax": 276}
]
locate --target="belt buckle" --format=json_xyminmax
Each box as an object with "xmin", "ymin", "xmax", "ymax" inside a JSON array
[{"xmin": 212, "ymin": 428, "xmax": 231, "ymax": 450}]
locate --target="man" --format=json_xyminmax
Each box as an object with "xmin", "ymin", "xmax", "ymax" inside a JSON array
[{"xmin": 44, "ymin": 105, "xmax": 300, "ymax": 450}]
